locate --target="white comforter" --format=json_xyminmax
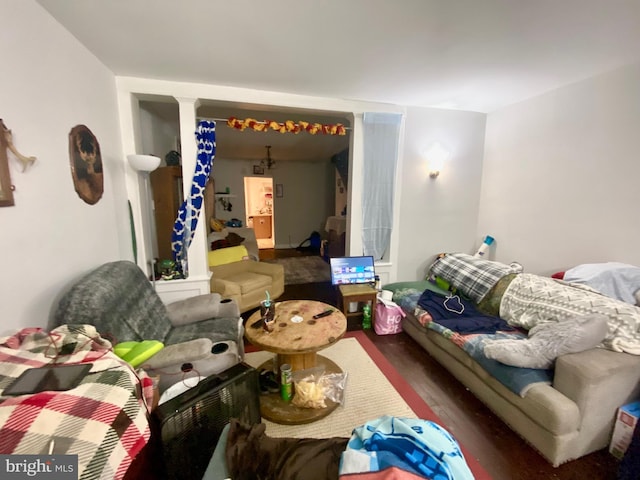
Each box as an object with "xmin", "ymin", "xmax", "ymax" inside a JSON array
[{"xmin": 500, "ymin": 273, "xmax": 640, "ymax": 355}]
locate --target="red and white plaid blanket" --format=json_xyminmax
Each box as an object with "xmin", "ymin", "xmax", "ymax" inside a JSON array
[{"xmin": 0, "ymin": 325, "xmax": 153, "ymax": 480}]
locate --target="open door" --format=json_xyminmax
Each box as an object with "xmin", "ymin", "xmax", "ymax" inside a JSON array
[{"xmin": 244, "ymin": 176, "xmax": 274, "ymax": 249}]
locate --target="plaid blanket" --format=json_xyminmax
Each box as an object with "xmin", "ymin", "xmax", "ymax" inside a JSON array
[
  {"xmin": 429, "ymin": 253, "xmax": 520, "ymax": 302},
  {"xmin": 0, "ymin": 325, "xmax": 153, "ymax": 480}
]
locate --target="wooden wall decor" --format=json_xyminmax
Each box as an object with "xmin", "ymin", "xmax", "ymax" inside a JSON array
[
  {"xmin": 0, "ymin": 119, "xmax": 37, "ymax": 207},
  {"xmin": 69, "ymin": 125, "xmax": 103, "ymax": 205},
  {"xmin": 0, "ymin": 121, "xmax": 14, "ymax": 207}
]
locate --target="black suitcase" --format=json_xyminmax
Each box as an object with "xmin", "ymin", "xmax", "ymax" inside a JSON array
[{"xmin": 152, "ymin": 362, "xmax": 261, "ymax": 480}]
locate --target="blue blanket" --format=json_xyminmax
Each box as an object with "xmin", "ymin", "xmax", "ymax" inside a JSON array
[
  {"xmin": 417, "ymin": 289, "xmax": 515, "ymax": 334},
  {"xmin": 339, "ymin": 416, "xmax": 474, "ymax": 480}
]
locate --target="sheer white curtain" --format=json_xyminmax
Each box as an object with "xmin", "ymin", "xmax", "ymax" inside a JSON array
[{"xmin": 362, "ymin": 112, "xmax": 402, "ymax": 260}]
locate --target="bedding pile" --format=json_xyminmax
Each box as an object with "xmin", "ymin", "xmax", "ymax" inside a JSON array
[
  {"xmin": 0, "ymin": 325, "xmax": 153, "ymax": 480},
  {"xmin": 501, "ymin": 273, "xmax": 640, "ymax": 355},
  {"xmin": 393, "ymin": 286, "xmax": 552, "ymax": 396},
  {"xmin": 429, "ymin": 253, "xmax": 640, "ymax": 355},
  {"xmin": 225, "ymin": 417, "xmax": 475, "ymax": 480}
]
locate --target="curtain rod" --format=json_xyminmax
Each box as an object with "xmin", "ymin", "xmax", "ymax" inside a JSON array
[{"xmin": 197, "ymin": 116, "xmax": 352, "ymax": 131}]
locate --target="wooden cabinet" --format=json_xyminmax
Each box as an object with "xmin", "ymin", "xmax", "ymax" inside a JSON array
[
  {"xmin": 252, "ymin": 215, "xmax": 272, "ymax": 239},
  {"xmin": 150, "ymin": 166, "xmax": 183, "ymax": 261}
]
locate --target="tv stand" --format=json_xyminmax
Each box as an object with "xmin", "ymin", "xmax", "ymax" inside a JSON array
[{"xmin": 338, "ymin": 284, "xmax": 377, "ymax": 330}]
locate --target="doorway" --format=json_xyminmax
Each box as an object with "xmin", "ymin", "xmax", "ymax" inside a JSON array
[{"xmin": 244, "ymin": 176, "xmax": 274, "ymax": 249}]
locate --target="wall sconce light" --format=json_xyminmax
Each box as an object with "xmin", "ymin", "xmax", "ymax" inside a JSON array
[{"xmin": 425, "ymin": 142, "xmax": 449, "ymax": 179}]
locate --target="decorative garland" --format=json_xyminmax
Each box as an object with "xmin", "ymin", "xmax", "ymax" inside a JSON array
[{"xmin": 227, "ymin": 117, "xmax": 347, "ymax": 136}]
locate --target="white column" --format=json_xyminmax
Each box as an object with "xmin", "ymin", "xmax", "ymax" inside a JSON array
[
  {"xmin": 175, "ymin": 97, "xmax": 209, "ymax": 282},
  {"xmin": 117, "ymin": 90, "xmax": 151, "ymax": 273},
  {"xmin": 347, "ymin": 113, "xmax": 364, "ymax": 256}
]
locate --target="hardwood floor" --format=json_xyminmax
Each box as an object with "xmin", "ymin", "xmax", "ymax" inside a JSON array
[{"xmin": 259, "ymin": 248, "xmax": 622, "ymax": 480}]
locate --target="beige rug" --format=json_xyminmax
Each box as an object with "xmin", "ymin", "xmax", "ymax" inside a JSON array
[{"xmin": 244, "ymin": 337, "xmax": 416, "ymax": 439}]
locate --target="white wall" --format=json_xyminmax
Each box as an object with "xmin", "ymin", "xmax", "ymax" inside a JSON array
[
  {"xmin": 213, "ymin": 157, "xmax": 334, "ymax": 248},
  {"xmin": 396, "ymin": 107, "xmax": 487, "ymax": 280},
  {"xmin": 479, "ymin": 62, "xmax": 640, "ymax": 275},
  {"xmin": 0, "ymin": 1, "xmax": 128, "ymax": 331}
]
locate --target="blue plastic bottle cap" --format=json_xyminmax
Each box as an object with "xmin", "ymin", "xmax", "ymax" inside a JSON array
[{"xmin": 485, "ymin": 235, "xmax": 495, "ymax": 245}]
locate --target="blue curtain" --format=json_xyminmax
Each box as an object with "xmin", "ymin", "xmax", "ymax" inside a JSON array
[
  {"xmin": 362, "ymin": 113, "xmax": 402, "ymax": 260},
  {"xmin": 171, "ymin": 121, "xmax": 216, "ymax": 273}
]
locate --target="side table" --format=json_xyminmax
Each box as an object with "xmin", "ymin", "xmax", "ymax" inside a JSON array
[
  {"xmin": 338, "ymin": 284, "xmax": 377, "ymax": 329},
  {"xmin": 244, "ymin": 300, "xmax": 347, "ymax": 425}
]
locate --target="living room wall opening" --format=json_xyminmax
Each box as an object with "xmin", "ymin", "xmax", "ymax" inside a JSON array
[{"xmin": 244, "ymin": 176, "xmax": 274, "ymax": 249}]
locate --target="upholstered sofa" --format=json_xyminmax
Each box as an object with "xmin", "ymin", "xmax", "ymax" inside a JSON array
[
  {"xmin": 210, "ymin": 257, "xmax": 284, "ymax": 313},
  {"xmin": 386, "ymin": 279, "xmax": 640, "ymax": 467},
  {"xmin": 51, "ymin": 260, "xmax": 245, "ymax": 375}
]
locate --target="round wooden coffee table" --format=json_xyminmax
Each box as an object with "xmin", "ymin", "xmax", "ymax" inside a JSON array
[{"xmin": 244, "ymin": 299, "xmax": 347, "ymax": 425}]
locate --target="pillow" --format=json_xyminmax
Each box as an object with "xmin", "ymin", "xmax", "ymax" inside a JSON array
[
  {"xmin": 226, "ymin": 232, "xmax": 245, "ymax": 247},
  {"xmin": 207, "ymin": 229, "xmax": 229, "ymax": 244},
  {"xmin": 564, "ymin": 262, "xmax": 640, "ymax": 304},
  {"xmin": 211, "ymin": 239, "xmax": 231, "ymax": 250},
  {"xmin": 210, "ymin": 217, "xmax": 226, "ymax": 232},
  {"xmin": 208, "ymin": 245, "xmax": 250, "ymax": 267},
  {"xmin": 483, "ymin": 314, "xmax": 609, "ymax": 369}
]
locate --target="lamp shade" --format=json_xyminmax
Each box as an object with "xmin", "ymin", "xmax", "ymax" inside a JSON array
[{"xmin": 128, "ymin": 154, "xmax": 161, "ymax": 172}]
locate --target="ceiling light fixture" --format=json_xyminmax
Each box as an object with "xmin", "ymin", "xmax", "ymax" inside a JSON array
[{"xmin": 260, "ymin": 145, "xmax": 275, "ymax": 170}]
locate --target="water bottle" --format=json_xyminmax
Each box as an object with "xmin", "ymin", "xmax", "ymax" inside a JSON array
[
  {"xmin": 362, "ymin": 303, "xmax": 372, "ymax": 330},
  {"xmin": 474, "ymin": 235, "xmax": 495, "ymax": 258}
]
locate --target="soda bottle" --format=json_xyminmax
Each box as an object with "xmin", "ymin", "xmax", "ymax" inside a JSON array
[{"xmin": 362, "ymin": 303, "xmax": 372, "ymax": 329}]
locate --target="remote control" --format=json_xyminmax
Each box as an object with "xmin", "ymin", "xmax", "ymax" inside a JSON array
[
  {"xmin": 313, "ymin": 309, "xmax": 334, "ymax": 319},
  {"xmin": 250, "ymin": 318, "xmax": 264, "ymax": 329}
]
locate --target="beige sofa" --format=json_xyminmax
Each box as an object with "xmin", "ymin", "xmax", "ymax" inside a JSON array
[
  {"xmin": 388, "ymin": 280, "xmax": 640, "ymax": 466},
  {"xmin": 210, "ymin": 259, "xmax": 284, "ymax": 313}
]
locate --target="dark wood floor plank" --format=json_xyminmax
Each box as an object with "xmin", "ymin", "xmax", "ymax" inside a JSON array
[{"xmin": 261, "ymin": 249, "xmax": 621, "ymax": 480}]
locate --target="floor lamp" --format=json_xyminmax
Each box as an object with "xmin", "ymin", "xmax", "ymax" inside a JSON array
[{"xmin": 128, "ymin": 154, "xmax": 161, "ymax": 286}]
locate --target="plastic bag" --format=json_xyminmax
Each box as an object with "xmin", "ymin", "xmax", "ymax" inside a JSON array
[
  {"xmin": 291, "ymin": 367, "xmax": 348, "ymax": 409},
  {"xmin": 374, "ymin": 301, "xmax": 405, "ymax": 335}
]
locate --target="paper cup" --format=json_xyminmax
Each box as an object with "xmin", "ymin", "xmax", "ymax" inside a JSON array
[{"xmin": 380, "ymin": 290, "xmax": 393, "ymax": 302}]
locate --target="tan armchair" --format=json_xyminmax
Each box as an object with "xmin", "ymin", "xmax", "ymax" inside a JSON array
[{"xmin": 210, "ymin": 259, "xmax": 284, "ymax": 313}]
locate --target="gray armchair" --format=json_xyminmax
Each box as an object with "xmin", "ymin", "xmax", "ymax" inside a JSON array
[{"xmin": 52, "ymin": 261, "xmax": 245, "ymax": 384}]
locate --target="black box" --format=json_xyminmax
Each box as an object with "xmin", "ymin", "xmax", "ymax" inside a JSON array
[{"xmin": 152, "ymin": 362, "xmax": 261, "ymax": 479}]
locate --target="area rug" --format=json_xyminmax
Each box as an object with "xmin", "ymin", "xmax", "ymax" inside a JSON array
[
  {"xmin": 264, "ymin": 255, "xmax": 331, "ymax": 285},
  {"xmin": 244, "ymin": 330, "xmax": 491, "ymax": 479}
]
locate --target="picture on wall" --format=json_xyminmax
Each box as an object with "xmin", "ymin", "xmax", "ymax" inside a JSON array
[
  {"xmin": 69, "ymin": 124, "xmax": 104, "ymax": 205},
  {"xmin": 253, "ymin": 165, "xmax": 264, "ymax": 175}
]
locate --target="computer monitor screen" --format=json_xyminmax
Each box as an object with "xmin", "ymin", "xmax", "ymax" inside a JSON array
[{"xmin": 329, "ymin": 256, "xmax": 375, "ymax": 285}]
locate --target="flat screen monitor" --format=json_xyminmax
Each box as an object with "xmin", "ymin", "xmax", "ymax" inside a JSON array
[{"xmin": 329, "ymin": 256, "xmax": 375, "ymax": 285}]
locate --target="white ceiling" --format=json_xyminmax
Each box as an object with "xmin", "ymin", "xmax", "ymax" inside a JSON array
[{"xmin": 36, "ymin": 0, "xmax": 640, "ymax": 161}]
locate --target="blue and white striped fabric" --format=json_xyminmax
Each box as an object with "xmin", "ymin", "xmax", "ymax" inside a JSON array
[{"xmin": 339, "ymin": 416, "xmax": 474, "ymax": 480}]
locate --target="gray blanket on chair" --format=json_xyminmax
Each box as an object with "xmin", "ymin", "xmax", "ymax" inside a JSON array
[{"xmin": 52, "ymin": 261, "xmax": 173, "ymax": 342}]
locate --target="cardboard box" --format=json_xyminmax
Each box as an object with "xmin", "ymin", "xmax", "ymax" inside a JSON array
[{"xmin": 610, "ymin": 400, "xmax": 640, "ymax": 459}]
